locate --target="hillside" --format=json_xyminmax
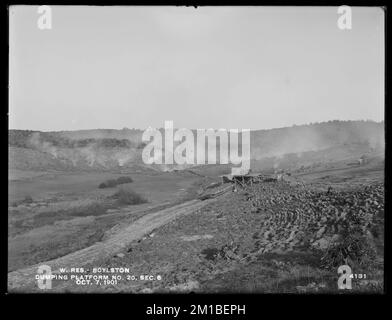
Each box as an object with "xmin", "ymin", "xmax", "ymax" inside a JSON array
[{"xmin": 9, "ymin": 120, "xmax": 384, "ymax": 171}]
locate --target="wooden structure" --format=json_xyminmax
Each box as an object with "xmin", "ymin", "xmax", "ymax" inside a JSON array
[{"xmin": 221, "ymin": 173, "xmax": 276, "ymax": 188}]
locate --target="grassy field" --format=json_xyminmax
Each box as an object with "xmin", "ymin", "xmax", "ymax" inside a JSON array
[{"xmin": 8, "ymin": 169, "xmax": 205, "ymax": 271}]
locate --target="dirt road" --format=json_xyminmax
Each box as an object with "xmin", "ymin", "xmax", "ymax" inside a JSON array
[{"xmin": 8, "ymin": 185, "xmax": 231, "ymax": 291}]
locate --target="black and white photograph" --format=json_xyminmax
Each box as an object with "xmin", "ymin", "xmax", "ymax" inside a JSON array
[{"xmin": 7, "ymin": 5, "xmax": 385, "ymax": 295}]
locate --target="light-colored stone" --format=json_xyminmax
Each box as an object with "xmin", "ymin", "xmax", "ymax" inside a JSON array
[
  {"xmin": 180, "ymin": 234, "xmax": 213, "ymax": 242},
  {"xmin": 169, "ymin": 280, "xmax": 200, "ymax": 292},
  {"xmin": 316, "ymin": 226, "xmax": 326, "ymax": 238}
]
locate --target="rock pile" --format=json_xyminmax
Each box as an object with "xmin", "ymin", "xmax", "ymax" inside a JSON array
[{"xmin": 242, "ymin": 181, "xmax": 384, "ymax": 263}]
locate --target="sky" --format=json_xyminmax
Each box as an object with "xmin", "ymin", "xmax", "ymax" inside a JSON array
[{"xmin": 9, "ymin": 6, "xmax": 385, "ymax": 131}]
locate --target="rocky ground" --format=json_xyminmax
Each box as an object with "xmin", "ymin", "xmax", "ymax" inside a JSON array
[{"xmin": 53, "ymin": 173, "xmax": 383, "ymax": 293}]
